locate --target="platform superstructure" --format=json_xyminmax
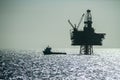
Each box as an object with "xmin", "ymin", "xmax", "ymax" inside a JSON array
[{"xmin": 68, "ymin": 10, "xmax": 105, "ymax": 55}]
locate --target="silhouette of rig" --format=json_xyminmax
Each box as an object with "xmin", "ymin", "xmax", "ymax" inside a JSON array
[{"xmin": 68, "ymin": 9, "xmax": 106, "ymax": 55}]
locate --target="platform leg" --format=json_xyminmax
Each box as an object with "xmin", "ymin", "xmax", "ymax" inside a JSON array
[{"xmin": 80, "ymin": 45, "xmax": 93, "ymax": 55}]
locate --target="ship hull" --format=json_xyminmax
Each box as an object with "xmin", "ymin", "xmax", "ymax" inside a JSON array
[{"xmin": 43, "ymin": 51, "xmax": 66, "ymax": 55}]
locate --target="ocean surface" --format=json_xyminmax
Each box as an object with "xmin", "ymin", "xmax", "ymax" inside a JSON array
[{"xmin": 1, "ymin": 48, "xmax": 120, "ymax": 80}]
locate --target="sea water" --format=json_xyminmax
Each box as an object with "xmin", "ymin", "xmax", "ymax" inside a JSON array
[{"xmin": 1, "ymin": 48, "xmax": 120, "ymax": 80}]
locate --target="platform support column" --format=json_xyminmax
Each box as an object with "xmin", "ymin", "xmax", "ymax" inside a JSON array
[{"xmin": 80, "ymin": 45, "xmax": 93, "ymax": 55}]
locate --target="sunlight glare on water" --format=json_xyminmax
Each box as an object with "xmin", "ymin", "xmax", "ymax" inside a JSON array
[{"xmin": 1, "ymin": 48, "xmax": 120, "ymax": 80}]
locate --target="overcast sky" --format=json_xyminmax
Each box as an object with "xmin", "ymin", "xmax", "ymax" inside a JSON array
[{"xmin": 0, "ymin": 0, "xmax": 120, "ymax": 49}]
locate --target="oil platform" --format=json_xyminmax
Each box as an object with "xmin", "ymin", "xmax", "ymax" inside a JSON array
[{"xmin": 68, "ymin": 9, "xmax": 106, "ymax": 55}]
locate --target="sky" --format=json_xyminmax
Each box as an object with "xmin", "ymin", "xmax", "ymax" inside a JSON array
[{"xmin": 0, "ymin": 0, "xmax": 120, "ymax": 49}]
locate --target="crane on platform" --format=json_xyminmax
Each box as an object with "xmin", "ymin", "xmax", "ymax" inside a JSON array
[{"xmin": 68, "ymin": 13, "xmax": 84, "ymax": 31}]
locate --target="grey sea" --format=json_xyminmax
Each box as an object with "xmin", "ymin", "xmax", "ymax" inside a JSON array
[{"xmin": 1, "ymin": 48, "xmax": 120, "ymax": 80}]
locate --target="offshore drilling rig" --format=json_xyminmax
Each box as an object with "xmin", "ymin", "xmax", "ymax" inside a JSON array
[{"xmin": 68, "ymin": 9, "xmax": 106, "ymax": 55}]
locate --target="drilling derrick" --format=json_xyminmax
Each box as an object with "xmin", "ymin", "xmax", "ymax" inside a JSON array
[{"xmin": 68, "ymin": 10, "xmax": 105, "ymax": 55}]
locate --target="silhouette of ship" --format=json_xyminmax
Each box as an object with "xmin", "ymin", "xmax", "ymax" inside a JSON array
[{"xmin": 43, "ymin": 46, "xmax": 66, "ymax": 55}]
